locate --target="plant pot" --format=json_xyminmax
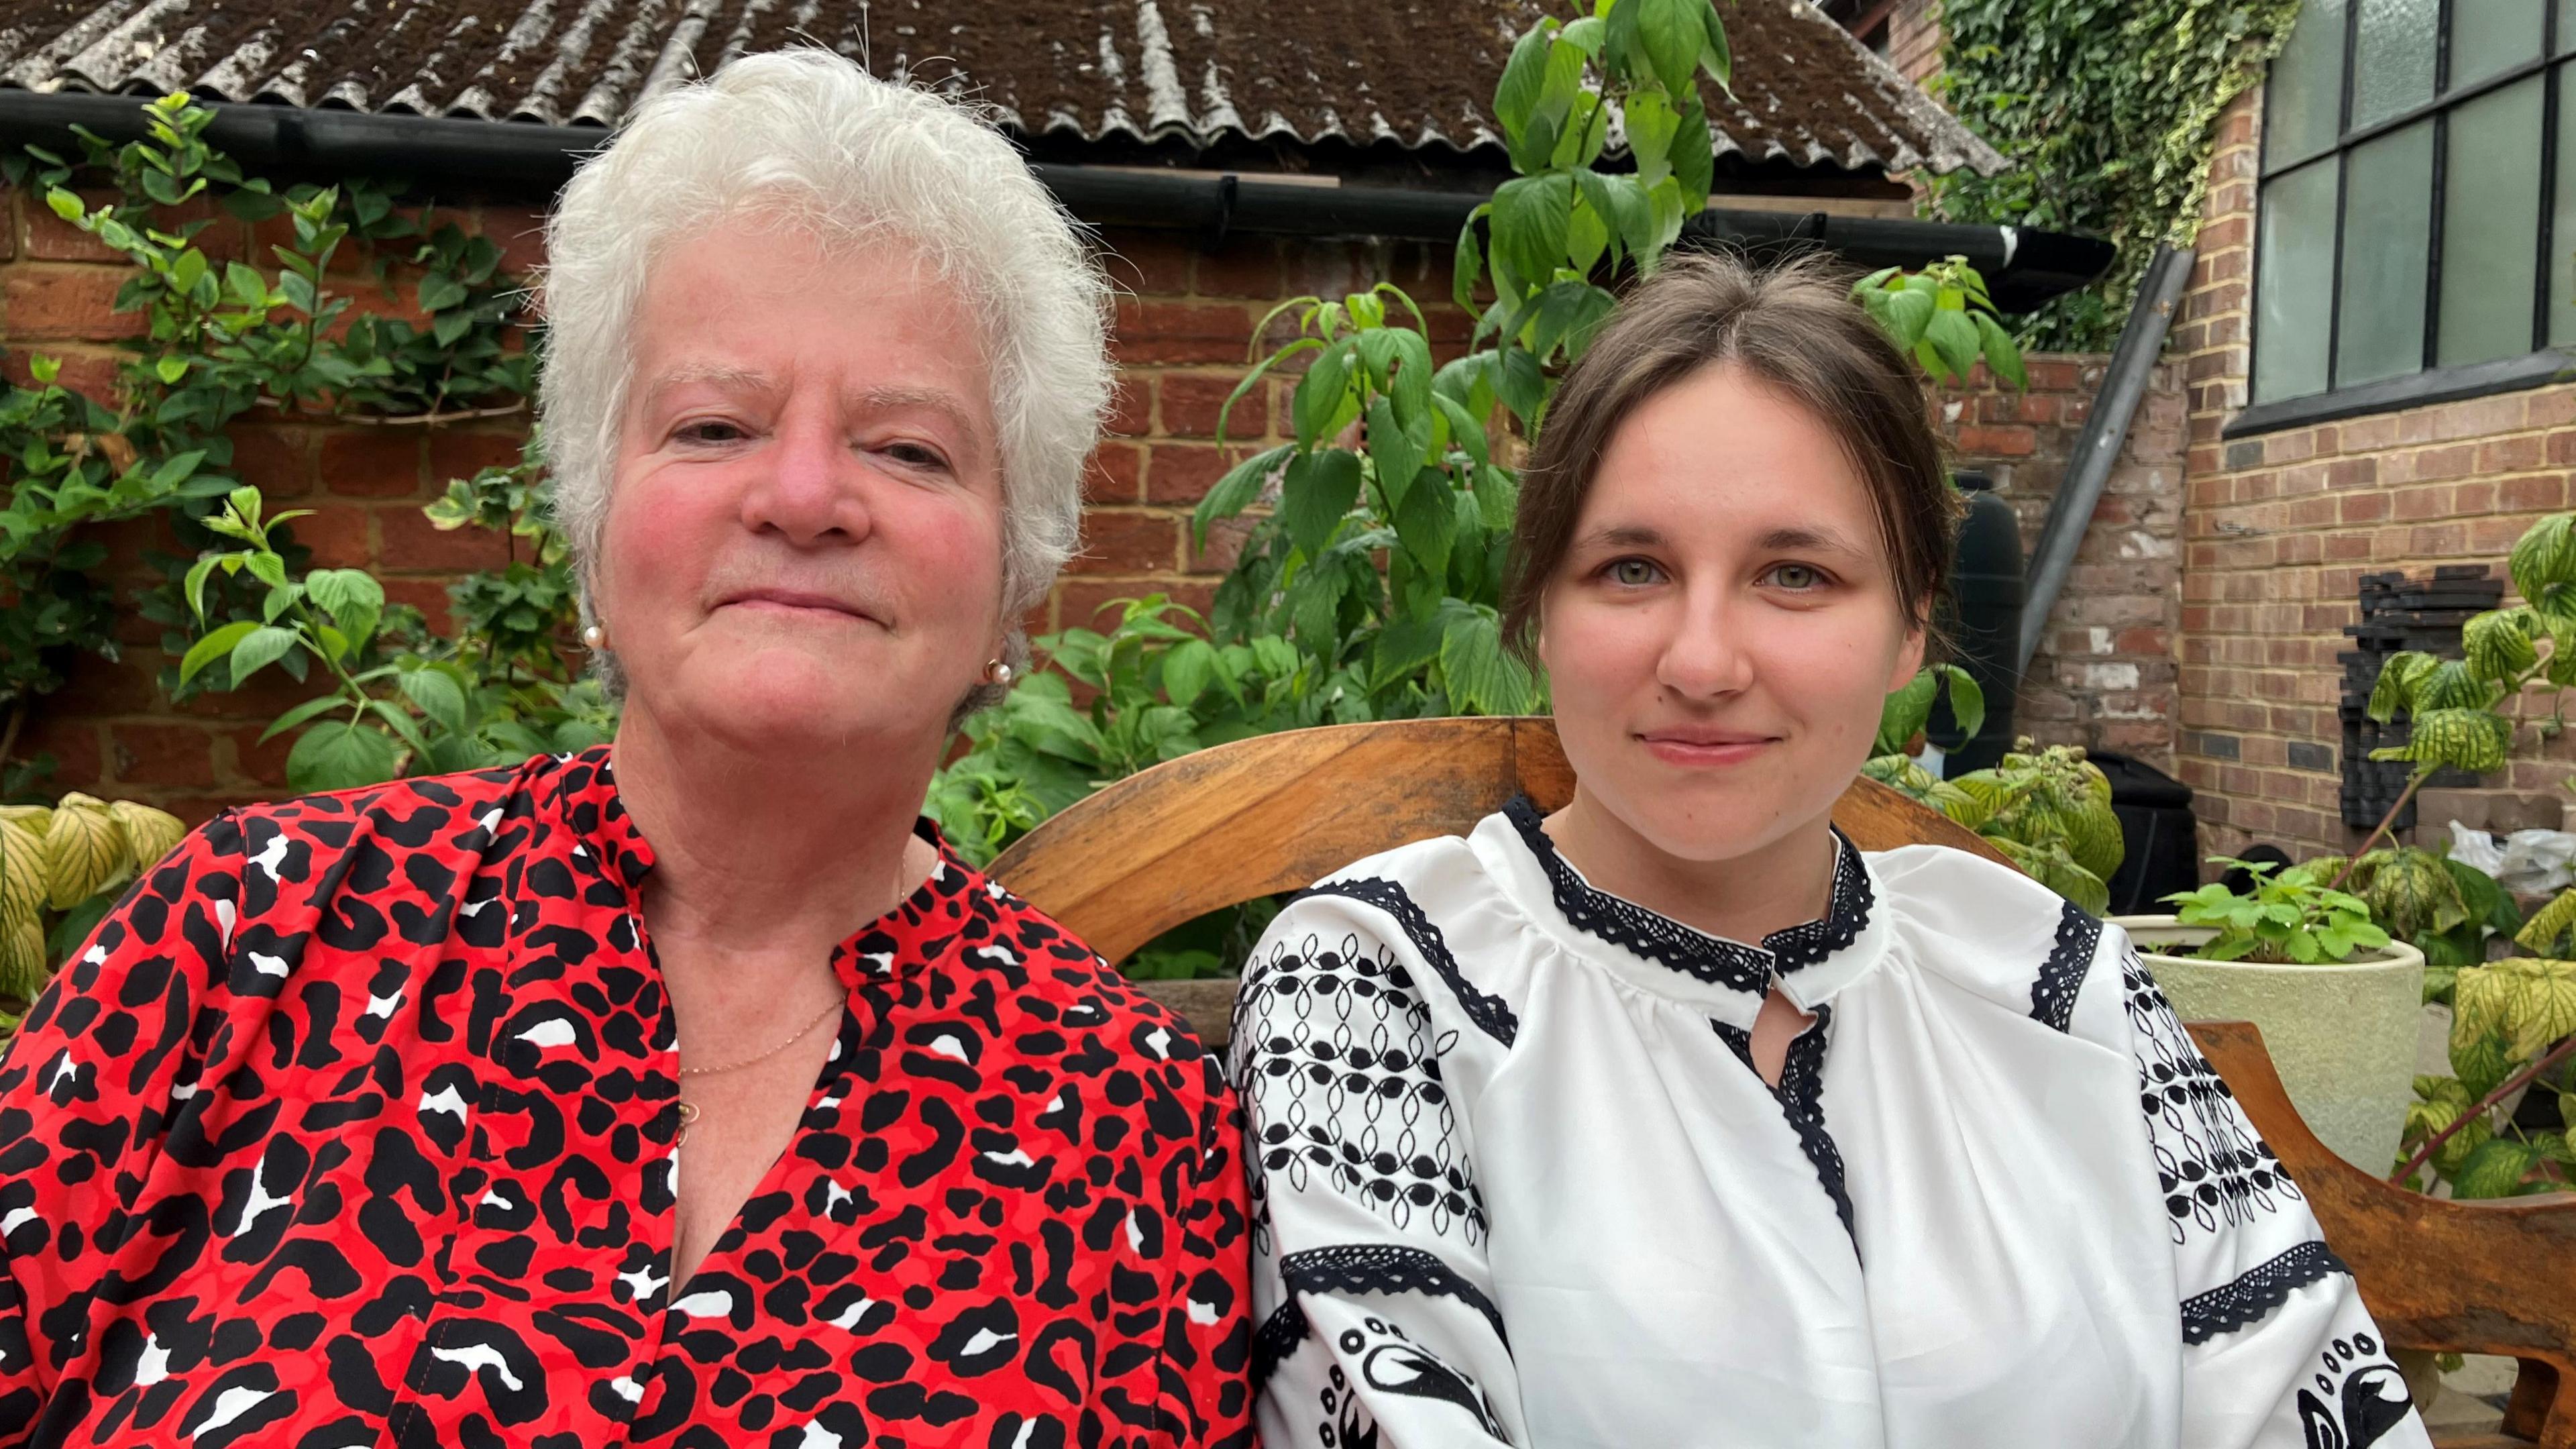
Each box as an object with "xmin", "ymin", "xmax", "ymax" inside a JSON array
[{"xmin": 2110, "ymin": 916, "xmax": 2426, "ymax": 1174}]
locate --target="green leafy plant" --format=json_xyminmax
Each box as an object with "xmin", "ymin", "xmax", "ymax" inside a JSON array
[
  {"xmin": 0, "ymin": 93, "xmax": 536, "ymax": 790},
  {"xmin": 1868, "ymin": 737, "xmax": 2121, "ymax": 912},
  {"xmin": 0, "ymin": 793, "xmax": 184, "ymax": 1019},
  {"xmin": 1872, "ymin": 661, "xmax": 1988, "ymax": 759},
  {"xmin": 2324, "ymin": 846, "xmax": 2519, "ymax": 983},
  {"xmin": 1925, "ymin": 0, "xmax": 2306, "ymax": 352},
  {"xmin": 1851, "ymin": 256, "xmax": 2027, "ymax": 389},
  {"xmin": 2357, "ymin": 512, "xmax": 2576, "ymax": 865},
  {"xmin": 2393, "ymin": 876, "xmax": 2576, "ymax": 1199},
  {"xmin": 178, "ymin": 486, "xmax": 611, "ymax": 794},
  {"xmin": 2159, "ymin": 856, "xmax": 2389, "ymax": 965}
]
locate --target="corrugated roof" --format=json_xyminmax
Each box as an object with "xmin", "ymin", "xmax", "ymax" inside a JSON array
[{"xmin": 0, "ymin": 0, "xmax": 2006, "ymax": 174}]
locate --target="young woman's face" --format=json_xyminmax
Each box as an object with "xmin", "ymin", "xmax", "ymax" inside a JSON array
[{"xmin": 1538, "ymin": 362, "xmax": 1927, "ymax": 864}]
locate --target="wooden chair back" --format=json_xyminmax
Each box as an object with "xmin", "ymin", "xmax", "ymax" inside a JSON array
[{"xmin": 990, "ymin": 718, "xmax": 2576, "ymax": 1447}]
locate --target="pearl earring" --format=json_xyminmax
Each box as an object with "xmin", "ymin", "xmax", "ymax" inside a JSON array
[
  {"xmin": 581, "ymin": 624, "xmax": 607, "ymax": 651},
  {"xmin": 985, "ymin": 659, "xmax": 1014, "ymax": 686}
]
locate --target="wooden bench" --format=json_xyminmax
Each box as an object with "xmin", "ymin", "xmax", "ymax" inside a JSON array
[{"xmin": 990, "ymin": 718, "xmax": 2576, "ymax": 1448}]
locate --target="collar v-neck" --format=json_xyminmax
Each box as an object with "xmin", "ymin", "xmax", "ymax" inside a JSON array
[{"xmin": 1497, "ymin": 796, "xmax": 1886, "ymax": 1009}]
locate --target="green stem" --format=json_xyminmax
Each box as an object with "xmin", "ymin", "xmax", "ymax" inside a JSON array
[
  {"xmin": 0, "ymin": 700, "xmax": 25, "ymax": 780},
  {"xmin": 2390, "ymin": 1033, "xmax": 2576, "ymax": 1187}
]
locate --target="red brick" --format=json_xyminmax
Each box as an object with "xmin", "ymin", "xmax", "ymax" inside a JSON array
[
  {"xmin": 1187, "ymin": 515, "xmax": 1255, "ymax": 575},
  {"xmin": 1, "ymin": 347, "xmax": 117, "ymax": 400},
  {"xmin": 378, "ymin": 506, "xmax": 510, "ymax": 573},
  {"xmin": 1065, "ymin": 511, "xmax": 1180, "ymax": 574},
  {"xmin": 1084, "ymin": 443, "xmax": 1143, "ymax": 504},
  {"xmin": 1191, "ymin": 238, "xmax": 1285, "ymax": 299},
  {"xmin": 1953, "ymin": 425, "xmax": 2036, "ymax": 458},
  {"xmin": 380, "ymin": 577, "xmax": 462, "ymax": 629},
  {"xmin": 475, "ymin": 205, "xmax": 549, "ymax": 278},
  {"xmin": 1100, "ymin": 233, "xmax": 1195, "ymax": 296},
  {"xmin": 1106, "ymin": 376, "xmax": 1151, "ymax": 438},
  {"xmin": 285, "ymin": 505, "xmax": 374, "ymax": 568},
  {"xmin": 1111, "ymin": 300, "xmax": 1255, "ymax": 366},
  {"xmin": 319, "ymin": 431, "xmax": 425, "ymax": 498},
  {"xmin": 46, "ymin": 654, "xmax": 160, "ymax": 716},
  {"xmin": 1146, "ymin": 444, "xmax": 1256, "ymax": 506},
  {"xmin": 5, "ymin": 267, "xmax": 144, "ymax": 340},
  {"xmin": 223, "ymin": 721, "xmax": 297, "ymax": 789},
  {"xmin": 1161, "ymin": 373, "xmax": 1267, "ymax": 439},
  {"xmin": 109, "ymin": 723, "xmax": 219, "ymax": 790},
  {"xmin": 227, "ymin": 427, "xmax": 313, "ymax": 499},
  {"xmin": 20, "ymin": 189, "xmax": 121, "ymax": 262},
  {"xmin": 427, "ymin": 429, "xmax": 529, "ymax": 482},
  {"xmin": 2500, "ymin": 473, "xmax": 2569, "ymax": 511},
  {"xmin": 16, "ymin": 716, "xmax": 101, "ymax": 784}
]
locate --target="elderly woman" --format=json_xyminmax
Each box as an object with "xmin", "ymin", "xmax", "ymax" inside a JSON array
[
  {"xmin": 1234, "ymin": 255, "xmax": 2426, "ymax": 1449},
  {"xmin": 0, "ymin": 52, "xmax": 1250, "ymax": 1449}
]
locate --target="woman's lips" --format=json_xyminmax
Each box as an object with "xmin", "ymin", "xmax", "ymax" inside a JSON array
[
  {"xmin": 1638, "ymin": 732, "xmax": 1777, "ymax": 767},
  {"xmin": 718, "ymin": 590, "xmax": 872, "ymax": 623}
]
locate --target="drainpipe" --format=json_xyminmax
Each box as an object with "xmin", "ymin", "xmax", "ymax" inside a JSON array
[{"xmin": 2015, "ymin": 242, "xmax": 2196, "ymax": 674}]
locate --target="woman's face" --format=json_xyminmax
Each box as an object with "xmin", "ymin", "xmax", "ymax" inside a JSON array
[
  {"xmin": 595, "ymin": 219, "xmax": 1006, "ymax": 755},
  {"xmin": 1538, "ymin": 362, "xmax": 1925, "ymax": 864}
]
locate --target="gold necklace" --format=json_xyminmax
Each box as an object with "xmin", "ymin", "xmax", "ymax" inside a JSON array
[{"xmin": 673, "ymin": 996, "xmax": 844, "ymax": 1145}]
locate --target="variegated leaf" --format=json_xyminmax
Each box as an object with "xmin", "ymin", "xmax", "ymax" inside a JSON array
[
  {"xmin": 108, "ymin": 801, "xmax": 184, "ymax": 874},
  {"xmin": 41, "ymin": 794, "xmax": 129, "ymax": 912}
]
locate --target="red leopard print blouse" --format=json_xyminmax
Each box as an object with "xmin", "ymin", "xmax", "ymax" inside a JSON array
[{"xmin": 0, "ymin": 747, "xmax": 1254, "ymax": 1448}]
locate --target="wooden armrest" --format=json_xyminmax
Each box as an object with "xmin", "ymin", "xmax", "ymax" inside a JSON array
[{"xmin": 2190, "ymin": 1021, "xmax": 2576, "ymax": 1448}]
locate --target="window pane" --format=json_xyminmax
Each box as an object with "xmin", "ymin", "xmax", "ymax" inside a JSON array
[
  {"xmin": 2451, "ymin": 0, "xmax": 2545, "ymax": 89},
  {"xmin": 2562, "ymin": 0, "xmax": 2576, "ymax": 54},
  {"xmin": 2267, "ymin": 0, "xmax": 2348, "ymax": 168},
  {"xmin": 2440, "ymin": 76, "xmax": 2544, "ymax": 364},
  {"xmin": 2257, "ymin": 160, "xmax": 2341, "ymax": 401},
  {"xmin": 2337, "ymin": 120, "xmax": 2435, "ymax": 386},
  {"xmin": 2553, "ymin": 64, "xmax": 2576, "ymax": 342},
  {"xmin": 2353, "ymin": 0, "xmax": 2438, "ymax": 127}
]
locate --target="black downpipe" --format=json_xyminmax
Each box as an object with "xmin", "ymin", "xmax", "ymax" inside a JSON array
[{"xmin": 0, "ymin": 89, "xmax": 2112, "ymax": 311}]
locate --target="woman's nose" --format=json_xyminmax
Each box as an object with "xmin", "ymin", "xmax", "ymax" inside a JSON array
[
  {"xmin": 741, "ymin": 416, "xmax": 871, "ymax": 545},
  {"xmin": 1656, "ymin": 594, "xmax": 1756, "ymax": 699}
]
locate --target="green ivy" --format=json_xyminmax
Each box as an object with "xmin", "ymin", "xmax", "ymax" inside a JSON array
[{"xmin": 1925, "ymin": 0, "xmax": 2306, "ymax": 352}]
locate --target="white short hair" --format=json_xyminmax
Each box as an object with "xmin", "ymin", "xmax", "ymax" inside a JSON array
[{"xmin": 539, "ymin": 48, "xmax": 1108, "ymax": 624}]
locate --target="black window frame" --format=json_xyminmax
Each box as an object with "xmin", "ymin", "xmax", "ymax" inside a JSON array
[{"xmin": 2233, "ymin": 0, "xmax": 2576, "ymax": 438}]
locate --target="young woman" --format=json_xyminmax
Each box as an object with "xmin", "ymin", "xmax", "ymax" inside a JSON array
[{"xmin": 1231, "ymin": 254, "xmax": 2426, "ymax": 1449}]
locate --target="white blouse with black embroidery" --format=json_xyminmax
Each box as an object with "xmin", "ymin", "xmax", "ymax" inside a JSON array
[{"xmin": 1230, "ymin": 800, "xmax": 2432, "ymax": 1449}]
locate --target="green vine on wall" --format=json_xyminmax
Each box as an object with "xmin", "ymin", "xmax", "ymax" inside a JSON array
[{"xmin": 1925, "ymin": 0, "xmax": 2305, "ymax": 352}]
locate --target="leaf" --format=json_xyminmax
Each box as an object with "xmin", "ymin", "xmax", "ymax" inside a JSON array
[
  {"xmin": 1, "ymin": 820, "xmax": 46, "ymax": 932},
  {"xmin": 1440, "ymin": 610, "xmax": 1540, "ymax": 715},
  {"xmin": 1876, "ymin": 669, "xmax": 1939, "ymax": 755},
  {"xmin": 1879, "ymin": 284, "xmax": 1937, "ymax": 350},
  {"xmin": 41, "ymin": 795, "xmax": 128, "ymax": 912},
  {"xmin": 1633, "ymin": 0, "xmax": 1705, "ymax": 98},
  {"xmin": 258, "ymin": 692, "xmax": 353, "ymax": 744},
  {"xmin": 2519, "ymin": 888, "xmax": 2576, "ymax": 954},
  {"xmin": 2465, "ymin": 608, "xmax": 2540, "ymax": 680},
  {"xmin": 229, "ymin": 624, "xmax": 305, "ymax": 688},
  {"xmin": 2373, "ymin": 708, "xmax": 2510, "ymax": 774},
  {"xmin": 1160, "ymin": 637, "xmax": 1219, "ymax": 708},
  {"xmin": 285, "ymin": 720, "xmax": 402, "ymax": 794},
  {"xmin": 2510, "ymin": 512, "xmax": 2576, "ymax": 604},
  {"xmin": 107, "ymin": 801, "xmax": 184, "ymax": 874},
  {"xmin": 1697, "ymin": 0, "xmax": 1731, "ymax": 89},
  {"xmin": 1489, "ymin": 174, "xmax": 1574, "ymax": 294},
  {"xmin": 304, "ymin": 568, "xmax": 384, "ymax": 648},
  {"xmin": 2455, "ymin": 956, "xmax": 2576, "ymax": 1060},
  {"xmin": 1191, "ymin": 444, "xmax": 1291, "ymax": 546},
  {"xmin": 1972, "ymin": 310, "xmax": 2027, "ymax": 389},
  {"xmin": 1365, "ymin": 397, "xmax": 1428, "ymax": 509},
  {"xmin": 1280, "ymin": 449, "xmax": 1363, "ymax": 560},
  {"xmin": 417, "ymin": 272, "xmax": 469, "ymax": 313},
  {"xmin": 1935, "ymin": 663, "xmax": 1986, "ymax": 739},
  {"xmin": 1924, "ymin": 309, "xmax": 1982, "ymax": 382},
  {"xmin": 2367, "ymin": 651, "xmax": 2436, "ymax": 722},
  {"xmin": 1290, "ymin": 339, "xmax": 1356, "ymax": 445},
  {"xmin": 179, "ymin": 619, "xmax": 261, "ymax": 685},
  {"xmin": 397, "ymin": 667, "xmax": 472, "ymax": 737},
  {"xmin": 0, "ymin": 917, "xmax": 46, "ymax": 1003},
  {"xmin": 1493, "ymin": 21, "xmax": 1558, "ymax": 150},
  {"xmin": 2450, "ymin": 1137, "xmax": 2545, "ymax": 1199},
  {"xmin": 1393, "ymin": 468, "xmax": 1458, "ymax": 576}
]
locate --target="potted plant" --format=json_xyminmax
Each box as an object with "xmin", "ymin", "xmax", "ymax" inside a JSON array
[
  {"xmin": 1866, "ymin": 732, "xmax": 2125, "ymax": 914},
  {"xmin": 2115, "ymin": 857, "xmax": 2423, "ymax": 1172}
]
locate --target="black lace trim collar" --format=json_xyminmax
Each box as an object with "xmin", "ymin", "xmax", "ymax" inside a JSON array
[
  {"xmin": 2179, "ymin": 1240, "xmax": 2349, "ymax": 1344},
  {"xmin": 1501, "ymin": 797, "xmax": 1873, "ymax": 993},
  {"xmin": 1713, "ymin": 1008, "xmax": 1856, "ymax": 1249}
]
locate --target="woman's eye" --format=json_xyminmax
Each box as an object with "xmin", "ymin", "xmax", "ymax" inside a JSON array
[
  {"xmin": 676, "ymin": 419, "xmax": 745, "ymax": 445},
  {"xmin": 1607, "ymin": 558, "xmax": 1663, "ymax": 587},
  {"xmin": 882, "ymin": 442, "xmax": 949, "ymax": 470}
]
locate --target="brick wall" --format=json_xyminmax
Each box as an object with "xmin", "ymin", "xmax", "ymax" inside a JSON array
[
  {"xmin": 1884, "ymin": 0, "xmax": 1944, "ymax": 89},
  {"xmin": 2172, "ymin": 91, "xmax": 2576, "ymax": 859}
]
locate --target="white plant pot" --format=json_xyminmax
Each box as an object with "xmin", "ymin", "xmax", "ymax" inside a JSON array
[{"xmin": 2110, "ymin": 916, "xmax": 2426, "ymax": 1175}]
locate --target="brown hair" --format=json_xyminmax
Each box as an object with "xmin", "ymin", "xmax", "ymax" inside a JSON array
[{"xmin": 1502, "ymin": 250, "xmax": 1960, "ymax": 656}]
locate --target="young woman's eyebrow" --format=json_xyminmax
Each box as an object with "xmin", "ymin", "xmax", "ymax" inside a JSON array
[
  {"xmin": 1753, "ymin": 524, "xmax": 1864, "ymax": 555},
  {"xmin": 1573, "ymin": 524, "xmax": 1668, "ymax": 550}
]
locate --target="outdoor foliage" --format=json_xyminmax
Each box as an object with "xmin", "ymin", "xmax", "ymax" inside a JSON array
[
  {"xmin": 2388, "ymin": 875, "xmax": 2576, "ymax": 1199},
  {"xmin": 0, "ymin": 793, "xmax": 183, "ymax": 1020},
  {"xmin": 1926, "ymin": 0, "xmax": 2304, "ymax": 351},
  {"xmin": 2161, "ymin": 857, "xmax": 2387, "ymax": 965},
  {"xmin": 0, "ymin": 93, "xmax": 537, "ymax": 789},
  {"xmin": 1868, "ymin": 736, "xmax": 2123, "ymax": 913}
]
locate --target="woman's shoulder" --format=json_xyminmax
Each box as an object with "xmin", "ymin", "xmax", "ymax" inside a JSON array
[{"xmin": 1864, "ymin": 842, "xmax": 2114, "ymax": 1032}]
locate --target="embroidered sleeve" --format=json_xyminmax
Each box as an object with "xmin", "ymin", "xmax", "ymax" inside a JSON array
[
  {"xmin": 1230, "ymin": 889, "xmax": 1523, "ymax": 1448},
  {"xmin": 0, "ymin": 814, "xmax": 250, "ymax": 1445},
  {"xmin": 2097, "ymin": 932, "xmax": 2432, "ymax": 1449}
]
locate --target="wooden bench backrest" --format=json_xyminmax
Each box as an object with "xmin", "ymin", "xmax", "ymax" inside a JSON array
[{"xmin": 990, "ymin": 718, "xmax": 2576, "ymax": 1446}]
